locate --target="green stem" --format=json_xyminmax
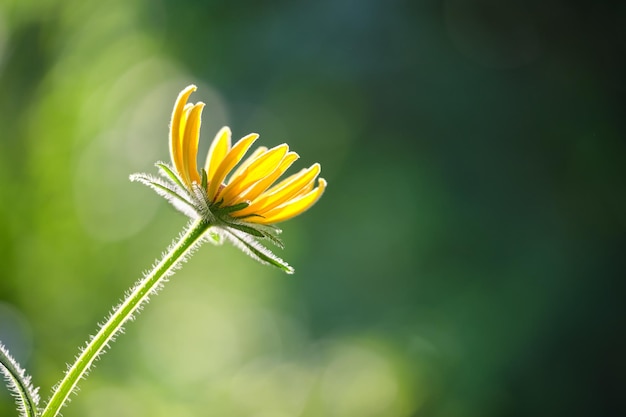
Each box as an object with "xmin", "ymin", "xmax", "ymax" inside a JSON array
[
  {"xmin": 40, "ymin": 218, "xmax": 212, "ymax": 417},
  {"xmin": 0, "ymin": 342, "xmax": 39, "ymax": 417}
]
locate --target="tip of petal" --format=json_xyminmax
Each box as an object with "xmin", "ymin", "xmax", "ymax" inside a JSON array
[
  {"xmin": 309, "ymin": 163, "xmax": 321, "ymax": 177},
  {"xmin": 243, "ymin": 133, "xmax": 260, "ymax": 141}
]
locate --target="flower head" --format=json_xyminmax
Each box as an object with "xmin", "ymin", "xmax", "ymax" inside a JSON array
[{"xmin": 131, "ymin": 85, "xmax": 326, "ymax": 273}]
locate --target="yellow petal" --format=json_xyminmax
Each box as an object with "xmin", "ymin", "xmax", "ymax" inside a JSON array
[
  {"xmin": 207, "ymin": 133, "xmax": 259, "ymax": 202},
  {"xmin": 250, "ymin": 178, "xmax": 327, "ymax": 224},
  {"xmin": 181, "ymin": 102, "xmax": 205, "ymax": 186},
  {"xmin": 294, "ymin": 180, "xmax": 314, "ymax": 198},
  {"xmin": 204, "ymin": 127, "xmax": 232, "ymax": 181},
  {"xmin": 258, "ymin": 163, "xmax": 309, "ymax": 197},
  {"xmin": 173, "ymin": 104, "xmax": 194, "ymax": 183},
  {"xmin": 169, "ymin": 85, "xmax": 197, "ymax": 181},
  {"xmin": 179, "ymin": 103, "xmax": 193, "ymax": 139},
  {"xmin": 233, "ymin": 152, "xmax": 300, "ymax": 206},
  {"xmin": 220, "ymin": 144, "xmax": 289, "ymax": 207},
  {"xmin": 229, "ymin": 146, "xmax": 268, "ymax": 180},
  {"xmin": 261, "ymin": 163, "xmax": 319, "ymax": 199},
  {"xmin": 235, "ymin": 163, "xmax": 320, "ymax": 217}
]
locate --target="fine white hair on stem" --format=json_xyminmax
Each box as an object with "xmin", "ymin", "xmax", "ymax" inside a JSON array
[
  {"xmin": 42, "ymin": 219, "xmax": 210, "ymax": 416},
  {"xmin": 0, "ymin": 342, "xmax": 40, "ymax": 417}
]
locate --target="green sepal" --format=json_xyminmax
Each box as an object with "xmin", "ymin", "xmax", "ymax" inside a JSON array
[
  {"xmin": 226, "ymin": 222, "xmax": 265, "ymax": 237},
  {"xmin": 211, "ymin": 198, "xmax": 225, "ymax": 209},
  {"xmin": 222, "ymin": 217, "xmax": 284, "ymax": 248},
  {"xmin": 232, "ymin": 213, "xmax": 264, "ymax": 221},
  {"xmin": 200, "ymin": 168, "xmax": 208, "ymax": 190},
  {"xmin": 246, "ymin": 223, "xmax": 284, "ymax": 248},
  {"xmin": 257, "ymin": 229, "xmax": 285, "ymax": 249},
  {"xmin": 156, "ymin": 163, "xmax": 187, "ymax": 191},
  {"xmin": 151, "ymin": 183, "xmax": 194, "ymax": 208},
  {"xmin": 217, "ymin": 202, "xmax": 249, "ymax": 215},
  {"xmin": 225, "ymin": 230, "xmax": 294, "ymax": 274},
  {"xmin": 139, "ymin": 176, "xmax": 196, "ymax": 211}
]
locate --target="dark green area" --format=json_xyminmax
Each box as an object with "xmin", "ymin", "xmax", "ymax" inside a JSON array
[{"xmin": 0, "ymin": 1, "xmax": 624, "ymax": 416}]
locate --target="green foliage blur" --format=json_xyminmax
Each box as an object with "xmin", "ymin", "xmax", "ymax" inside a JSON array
[{"xmin": 1, "ymin": 1, "xmax": 624, "ymax": 416}]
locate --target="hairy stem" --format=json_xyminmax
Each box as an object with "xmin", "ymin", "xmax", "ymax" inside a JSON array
[
  {"xmin": 41, "ymin": 218, "xmax": 212, "ymax": 417},
  {"xmin": 0, "ymin": 342, "xmax": 39, "ymax": 417}
]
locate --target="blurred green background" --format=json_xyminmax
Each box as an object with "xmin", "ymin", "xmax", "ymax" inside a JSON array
[{"xmin": 1, "ymin": 0, "xmax": 625, "ymax": 416}]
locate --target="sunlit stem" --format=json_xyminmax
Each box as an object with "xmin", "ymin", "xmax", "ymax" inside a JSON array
[
  {"xmin": 0, "ymin": 342, "xmax": 39, "ymax": 417},
  {"xmin": 40, "ymin": 218, "xmax": 212, "ymax": 417}
]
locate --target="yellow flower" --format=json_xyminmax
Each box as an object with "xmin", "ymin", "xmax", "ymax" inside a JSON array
[
  {"xmin": 131, "ymin": 84, "xmax": 326, "ymax": 273},
  {"xmin": 169, "ymin": 85, "xmax": 326, "ymax": 224},
  {"xmin": 130, "ymin": 85, "xmax": 326, "ymax": 274}
]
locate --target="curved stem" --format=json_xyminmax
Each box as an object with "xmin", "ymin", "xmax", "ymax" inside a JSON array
[
  {"xmin": 41, "ymin": 218, "xmax": 212, "ymax": 417},
  {"xmin": 0, "ymin": 342, "xmax": 39, "ymax": 417}
]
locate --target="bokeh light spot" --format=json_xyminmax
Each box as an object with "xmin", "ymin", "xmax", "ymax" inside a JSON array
[
  {"xmin": 0, "ymin": 302, "xmax": 33, "ymax": 364},
  {"xmin": 319, "ymin": 343, "xmax": 400, "ymax": 417}
]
